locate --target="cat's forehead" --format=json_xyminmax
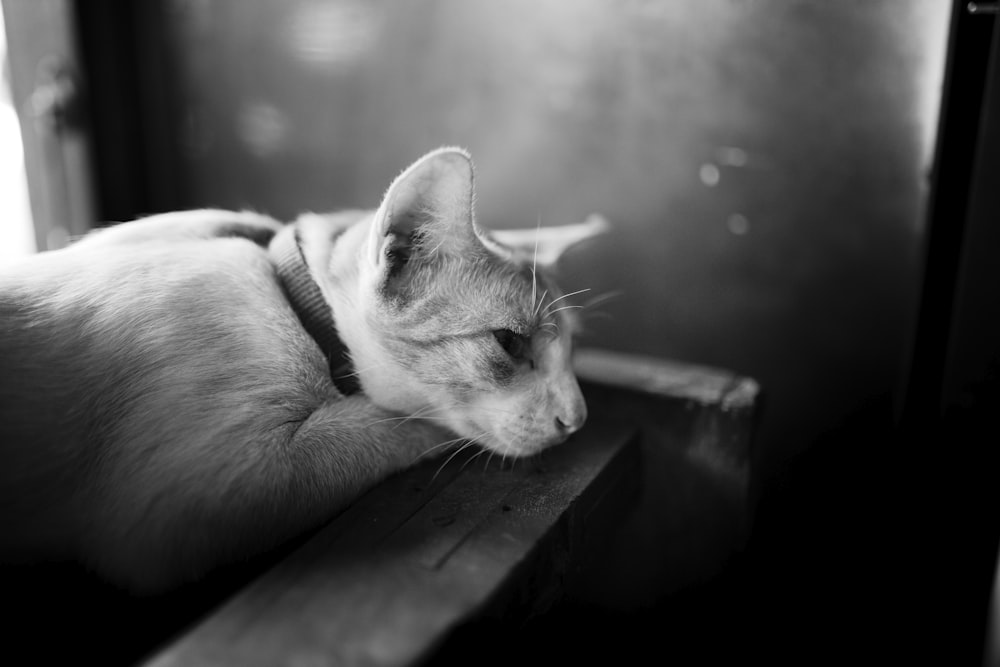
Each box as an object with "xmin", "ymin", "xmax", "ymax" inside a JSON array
[{"xmin": 432, "ymin": 253, "xmax": 567, "ymax": 332}]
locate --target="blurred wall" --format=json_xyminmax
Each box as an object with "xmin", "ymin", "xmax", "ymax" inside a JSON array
[{"xmin": 130, "ymin": 0, "xmax": 949, "ymax": 484}]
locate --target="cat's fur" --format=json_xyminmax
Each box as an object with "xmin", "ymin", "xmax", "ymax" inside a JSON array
[{"xmin": 0, "ymin": 148, "xmax": 606, "ymax": 592}]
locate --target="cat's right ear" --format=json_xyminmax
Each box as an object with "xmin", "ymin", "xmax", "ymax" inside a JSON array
[
  {"xmin": 487, "ymin": 214, "xmax": 610, "ymax": 268},
  {"xmin": 367, "ymin": 147, "xmax": 478, "ymax": 276}
]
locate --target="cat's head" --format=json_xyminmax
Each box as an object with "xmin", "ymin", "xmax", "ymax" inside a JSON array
[{"xmin": 354, "ymin": 147, "xmax": 607, "ymax": 457}]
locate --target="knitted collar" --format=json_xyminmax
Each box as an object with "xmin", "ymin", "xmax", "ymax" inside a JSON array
[{"xmin": 269, "ymin": 224, "xmax": 361, "ymax": 395}]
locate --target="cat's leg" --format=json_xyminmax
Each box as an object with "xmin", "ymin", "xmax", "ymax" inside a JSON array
[
  {"xmin": 286, "ymin": 394, "xmax": 459, "ymax": 493},
  {"xmin": 83, "ymin": 395, "xmax": 460, "ymax": 593},
  {"xmin": 73, "ymin": 209, "xmax": 283, "ymax": 248}
]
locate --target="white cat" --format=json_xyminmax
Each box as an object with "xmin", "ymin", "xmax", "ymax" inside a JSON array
[{"xmin": 0, "ymin": 147, "xmax": 606, "ymax": 592}]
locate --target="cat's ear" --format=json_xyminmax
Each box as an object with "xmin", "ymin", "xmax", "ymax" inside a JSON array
[
  {"xmin": 368, "ymin": 147, "xmax": 478, "ymax": 274},
  {"xmin": 487, "ymin": 214, "xmax": 610, "ymax": 268}
]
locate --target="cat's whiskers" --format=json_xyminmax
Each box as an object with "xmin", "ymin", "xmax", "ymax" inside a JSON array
[
  {"xmin": 483, "ymin": 447, "xmax": 497, "ymax": 473},
  {"xmin": 431, "ymin": 433, "xmax": 490, "ymax": 482},
  {"xmin": 531, "ymin": 289, "xmax": 549, "ymax": 322},
  {"xmin": 370, "ymin": 398, "xmax": 516, "ymax": 432},
  {"xmin": 580, "ymin": 289, "xmax": 623, "ymax": 310},
  {"xmin": 575, "ymin": 290, "xmax": 622, "ymax": 329},
  {"xmin": 458, "ymin": 447, "xmax": 489, "ymax": 474},
  {"xmin": 417, "ymin": 434, "xmax": 477, "ymax": 470},
  {"xmin": 533, "ymin": 287, "xmax": 595, "ymax": 339},
  {"xmin": 366, "ymin": 411, "xmax": 454, "ymax": 430},
  {"xmin": 500, "ymin": 440, "xmax": 513, "ymax": 470},
  {"xmin": 400, "ymin": 402, "xmax": 455, "ymax": 422},
  {"xmin": 365, "ymin": 402, "xmax": 447, "ymax": 428},
  {"xmin": 420, "ymin": 435, "xmax": 468, "ymax": 458},
  {"xmin": 541, "ymin": 288, "xmax": 591, "ymax": 319},
  {"xmin": 544, "ymin": 304, "xmax": 584, "ymax": 319}
]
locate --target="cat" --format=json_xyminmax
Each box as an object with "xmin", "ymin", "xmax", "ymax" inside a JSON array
[{"xmin": 0, "ymin": 147, "xmax": 607, "ymax": 592}]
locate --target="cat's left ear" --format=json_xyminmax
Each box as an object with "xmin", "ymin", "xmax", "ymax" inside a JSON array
[
  {"xmin": 368, "ymin": 147, "xmax": 478, "ymax": 272},
  {"xmin": 487, "ymin": 214, "xmax": 610, "ymax": 268}
]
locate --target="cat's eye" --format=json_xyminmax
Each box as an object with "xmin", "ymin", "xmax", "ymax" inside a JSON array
[{"xmin": 492, "ymin": 328, "xmax": 529, "ymax": 360}]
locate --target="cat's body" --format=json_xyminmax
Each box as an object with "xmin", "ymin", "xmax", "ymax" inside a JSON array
[{"xmin": 0, "ymin": 148, "xmax": 605, "ymax": 591}]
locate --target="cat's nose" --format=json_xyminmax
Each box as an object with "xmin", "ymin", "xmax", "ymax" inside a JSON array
[
  {"xmin": 555, "ymin": 416, "xmax": 574, "ymax": 434},
  {"xmin": 549, "ymin": 374, "xmax": 587, "ymax": 443},
  {"xmin": 554, "ymin": 404, "xmax": 587, "ymax": 437}
]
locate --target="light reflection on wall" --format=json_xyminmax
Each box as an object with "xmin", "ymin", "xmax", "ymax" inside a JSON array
[
  {"xmin": 914, "ymin": 2, "xmax": 952, "ymax": 173},
  {"xmin": 0, "ymin": 6, "xmax": 36, "ymax": 261},
  {"xmin": 238, "ymin": 101, "xmax": 290, "ymax": 158},
  {"xmin": 283, "ymin": 1, "xmax": 380, "ymax": 71}
]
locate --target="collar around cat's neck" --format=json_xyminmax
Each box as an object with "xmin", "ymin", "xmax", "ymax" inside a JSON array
[{"xmin": 269, "ymin": 223, "xmax": 361, "ymax": 396}]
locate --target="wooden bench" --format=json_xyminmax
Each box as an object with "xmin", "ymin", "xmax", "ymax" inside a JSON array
[
  {"xmin": 143, "ymin": 416, "xmax": 639, "ymax": 667},
  {"xmin": 3, "ymin": 349, "xmax": 759, "ymax": 666}
]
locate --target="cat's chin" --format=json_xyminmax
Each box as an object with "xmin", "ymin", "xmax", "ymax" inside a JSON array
[{"xmin": 471, "ymin": 432, "xmax": 568, "ymax": 460}]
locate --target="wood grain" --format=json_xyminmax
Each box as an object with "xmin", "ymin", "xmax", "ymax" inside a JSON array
[{"xmin": 143, "ymin": 417, "xmax": 640, "ymax": 667}]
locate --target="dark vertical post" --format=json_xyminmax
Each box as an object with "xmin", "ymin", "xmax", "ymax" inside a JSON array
[
  {"xmin": 897, "ymin": 6, "xmax": 999, "ymax": 663},
  {"xmin": 73, "ymin": 0, "xmax": 181, "ymax": 223},
  {"xmin": 900, "ymin": 4, "xmax": 997, "ymax": 432}
]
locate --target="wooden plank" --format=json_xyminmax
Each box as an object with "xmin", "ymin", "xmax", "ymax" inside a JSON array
[
  {"xmin": 143, "ymin": 417, "xmax": 639, "ymax": 667},
  {"xmin": 574, "ymin": 347, "xmax": 759, "ymax": 409},
  {"xmin": 571, "ymin": 347, "xmax": 761, "ymax": 608},
  {"xmin": 575, "ymin": 347, "xmax": 758, "ymax": 493}
]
